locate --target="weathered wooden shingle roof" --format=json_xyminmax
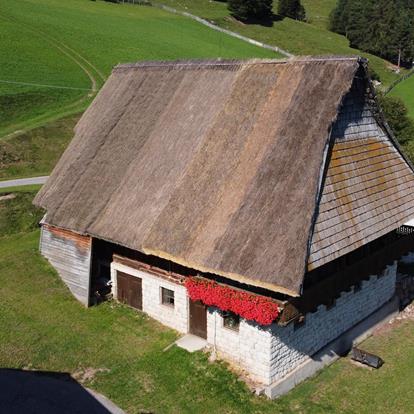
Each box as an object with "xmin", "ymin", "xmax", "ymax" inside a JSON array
[
  {"xmin": 308, "ymin": 81, "xmax": 414, "ymax": 269},
  {"xmin": 34, "ymin": 56, "xmax": 414, "ymax": 296}
]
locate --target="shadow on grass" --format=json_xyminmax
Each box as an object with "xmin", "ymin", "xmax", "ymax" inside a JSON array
[
  {"xmin": 228, "ymin": 12, "xmax": 284, "ymax": 27},
  {"xmin": 0, "ymin": 368, "xmax": 120, "ymax": 414}
]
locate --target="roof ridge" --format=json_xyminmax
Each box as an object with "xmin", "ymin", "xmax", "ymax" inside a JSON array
[{"xmin": 113, "ymin": 55, "xmax": 362, "ymax": 72}]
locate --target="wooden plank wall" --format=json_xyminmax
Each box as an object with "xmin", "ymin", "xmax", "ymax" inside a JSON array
[{"xmin": 40, "ymin": 224, "xmax": 92, "ymax": 306}]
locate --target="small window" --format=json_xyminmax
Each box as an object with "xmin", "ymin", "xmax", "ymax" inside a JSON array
[
  {"xmin": 161, "ymin": 287, "xmax": 175, "ymax": 307},
  {"xmin": 223, "ymin": 311, "xmax": 240, "ymax": 332}
]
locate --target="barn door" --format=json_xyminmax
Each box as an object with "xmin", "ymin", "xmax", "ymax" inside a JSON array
[
  {"xmin": 189, "ymin": 299, "xmax": 207, "ymax": 339},
  {"xmin": 117, "ymin": 271, "xmax": 142, "ymax": 310}
]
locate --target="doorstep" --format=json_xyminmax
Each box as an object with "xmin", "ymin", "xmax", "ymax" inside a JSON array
[{"xmin": 175, "ymin": 334, "xmax": 207, "ymax": 352}]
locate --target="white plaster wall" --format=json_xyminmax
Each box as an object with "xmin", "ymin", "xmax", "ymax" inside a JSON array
[{"xmin": 111, "ymin": 262, "xmax": 188, "ymax": 334}]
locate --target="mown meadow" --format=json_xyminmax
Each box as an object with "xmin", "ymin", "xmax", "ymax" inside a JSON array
[{"xmin": 0, "ymin": 0, "xmax": 277, "ymax": 138}]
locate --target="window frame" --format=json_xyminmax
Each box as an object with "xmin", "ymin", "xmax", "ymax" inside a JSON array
[
  {"xmin": 222, "ymin": 311, "xmax": 240, "ymax": 332},
  {"xmin": 160, "ymin": 286, "xmax": 175, "ymax": 308}
]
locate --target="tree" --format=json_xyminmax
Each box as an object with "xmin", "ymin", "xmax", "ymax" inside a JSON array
[
  {"xmin": 329, "ymin": 0, "xmax": 414, "ymax": 67},
  {"xmin": 228, "ymin": 0, "xmax": 273, "ymax": 22},
  {"xmin": 278, "ymin": 0, "xmax": 306, "ymax": 21},
  {"xmin": 377, "ymin": 93, "xmax": 414, "ymax": 146}
]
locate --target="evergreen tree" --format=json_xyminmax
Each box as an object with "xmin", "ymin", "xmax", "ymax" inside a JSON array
[
  {"xmin": 329, "ymin": 0, "xmax": 348, "ymax": 34},
  {"xmin": 228, "ymin": 0, "xmax": 273, "ymax": 22},
  {"xmin": 330, "ymin": 0, "xmax": 414, "ymax": 67},
  {"xmin": 278, "ymin": 0, "xmax": 306, "ymax": 21}
]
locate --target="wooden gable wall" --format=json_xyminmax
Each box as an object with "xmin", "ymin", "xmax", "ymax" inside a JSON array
[{"xmin": 40, "ymin": 224, "xmax": 92, "ymax": 306}]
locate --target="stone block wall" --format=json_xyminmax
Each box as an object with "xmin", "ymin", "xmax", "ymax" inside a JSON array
[
  {"xmin": 109, "ymin": 259, "xmax": 396, "ymax": 386},
  {"xmin": 111, "ymin": 262, "xmax": 188, "ymax": 333},
  {"xmin": 207, "ymin": 263, "xmax": 397, "ymax": 385},
  {"xmin": 268, "ymin": 263, "xmax": 397, "ymax": 383},
  {"xmin": 207, "ymin": 309, "xmax": 272, "ymax": 383}
]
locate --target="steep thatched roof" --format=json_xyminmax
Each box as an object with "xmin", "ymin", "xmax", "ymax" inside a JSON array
[{"xmin": 36, "ymin": 56, "xmax": 410, "ymax": 296}]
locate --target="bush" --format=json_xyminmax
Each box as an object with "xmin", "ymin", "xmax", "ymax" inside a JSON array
[
  {"xmin": 228, "ymin": 0, "xmax": 273, "ymax": 22},
  {"xmin": 377, "ymin": 93, "xmax": 414, "ymax": 146}
]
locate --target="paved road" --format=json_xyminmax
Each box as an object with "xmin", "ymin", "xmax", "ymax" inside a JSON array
[{"xmin": 0, "ymin": 176, "xmax": 49, "ymax": 188}]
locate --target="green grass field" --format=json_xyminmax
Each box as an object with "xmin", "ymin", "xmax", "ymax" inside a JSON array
[
  {"xmin": 302, "ymin": 0, "xmax": 337, "ymax": 29},
  {"xmin": 390, "ymin": 75, "xmax": 414, "ymax": 120},
  {"xmin": 160, "ymin": 0, "xmax": 399, "ymax": 86},
  {"xmin": 0, "ymin": 0, "xmax": 277, "ymax": 138},
  {"xmin": 1, "ymin": 191, "xmax": 414, "ymax": 413},
  {"xmin": 1, "ymin": 0, "xmax": 405, "ymax": 181},
  {"xmin": 0, "ymin": 114, "xmax": 79, "ymax": 179}
]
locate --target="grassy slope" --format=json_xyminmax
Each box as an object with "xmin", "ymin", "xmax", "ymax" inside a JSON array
[
  {"xmin": 0, "ymin": 15, "xmax": 88, "ymax": 136},
  {"xmin": 1, "ymin": 192, "xmax": 414, "ymax": 413},
  {"xmin": 160, "ymin": 0, "xmax": 398, "ymax": 86},
  {"xmin": 302, "ymin": 0, "xmax": 337, "ymax": 29},
  {"xmin": 0, "ymin": 0, "xmax": 276, "ymax": 137},
  {"xmin": 0, "ymin": 184, "xmax": 41, "ymax": 194},
  {"xmin": 390, "ymin": 75, "xmax": 414, "ymax": 120},
  {"xmin": 0, "ymin": 114, "xmax": 79, "ymax": 179}
]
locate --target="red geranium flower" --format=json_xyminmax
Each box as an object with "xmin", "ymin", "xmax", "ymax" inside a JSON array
[{"xmin": 185, "ymin": 277, "xmax": 279, "ymax": 325}]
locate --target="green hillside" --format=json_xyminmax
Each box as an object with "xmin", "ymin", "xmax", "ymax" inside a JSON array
[
  {"xmin": 302, "ymin": 0, "xmax": 337, "ymax": 29},
  {"xmin": 160, "ymin": 0, "xmax": 399, "ymax": 86},
  {"xmin": 0, "ymin": 0, "xmax": 277, "ymax": 137},
  {"xmin": 390, "ymin": 75, "xmax": 414, "ymax": 120}
]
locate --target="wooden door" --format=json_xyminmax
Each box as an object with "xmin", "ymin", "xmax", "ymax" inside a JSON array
[
  {"xmin": 189, "ymin": 299, "xmax": 207, "ymax": 339},
  {"xmin": 117, "ymin": 271, "xmax": 142, "ymax": 310}
]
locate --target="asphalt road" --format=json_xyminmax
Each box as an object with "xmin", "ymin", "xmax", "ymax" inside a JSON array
[{"xmin": 0, "ymin": 176, "xmax": 49, "ymax": 188}]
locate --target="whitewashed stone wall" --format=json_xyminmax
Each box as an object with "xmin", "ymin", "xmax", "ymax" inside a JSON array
[
  {"xmin": 207, "ymin": 263, "xmax": 397, "ymax": 385},
  {"xmin": 207, "ymin": 309, "xmax": 272, "ymax": 383},
  {"xmin": 110, "ymin": 260, "xmax": 396, "ymax": 386},
  {"xmin": 111, "ymin": 262, "xmax": 188, "ymax": 333}
]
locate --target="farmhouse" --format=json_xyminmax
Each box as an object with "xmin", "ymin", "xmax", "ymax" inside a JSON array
[{"xmin": 34, "ymin": 56, "xmax": 414, "ymax": 397}]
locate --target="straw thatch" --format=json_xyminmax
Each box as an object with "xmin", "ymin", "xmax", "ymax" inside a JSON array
[{"xmin": 35, "ymin": 57, "xmax": 369, "ymax": 296}]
